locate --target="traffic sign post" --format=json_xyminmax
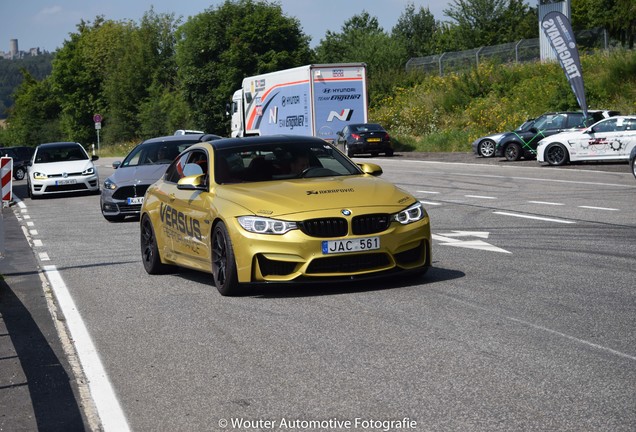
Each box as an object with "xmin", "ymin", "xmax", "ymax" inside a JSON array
[{"xmin": 93, "ymin": 114, "xmax": 102, "ymax": 153}]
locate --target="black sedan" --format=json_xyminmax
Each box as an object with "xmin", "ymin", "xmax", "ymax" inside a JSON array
[
  {"xmin": 0, "ymin": 146, "xmax": 35, "ymax": 180},
  {"xmin": 336, "ymin": 123, "xmax": 393, "ymax": 157}
]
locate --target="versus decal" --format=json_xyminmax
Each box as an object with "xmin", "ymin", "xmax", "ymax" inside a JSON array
[{"xmin": 160, "ymin": 202, "xmax": 202, "ymax": 240}]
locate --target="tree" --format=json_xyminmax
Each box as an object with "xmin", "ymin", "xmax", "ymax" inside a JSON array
[
  {"xmin": 443, "ymin": 0, "xmax": 537, "ymax": 49},
  {"xmin": 572, "ymin": 0, "xmax": 636, "ymax": 48},
  {"xmin": 51, "ymin": 17, "xmax": 132, "ymax": 143},
  {"xmin": 392, "ymin": 3, "xmax": 438, "ymax": 58},
  {"xmin": 102, "ymin": 9, "xmax": 183, "ymax": 142},
  {"xmin": 176, "ymin": 0, "xmax": 312, "ymax": 135},
  {"xmin": 3, "ymin": 71, "xmax": 61, "ymax": 145},
  {"xmin": 314, "ymin": 11, "xmax": 408, "ymax": 101}
]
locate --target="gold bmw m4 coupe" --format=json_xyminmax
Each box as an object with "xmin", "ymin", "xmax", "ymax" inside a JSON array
[{"xmin": 140, "ymin": 135, "xmax": 431, "ymax": 296}]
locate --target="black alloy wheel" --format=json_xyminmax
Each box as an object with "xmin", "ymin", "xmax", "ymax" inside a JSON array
[
  {"xmin": 212, "ymin": 221, "xmax": 240, "ymax": 296},
  {"xmin": 545, "ymin": 143, "xmax": 569, "ymax": 166},
  {"xmin": 504, "ymin": 143, "xmax": 522, "ymax": 161},
  {"xmin": 140, "ymin": 215, "xmax": 173, "ymax": 274}
]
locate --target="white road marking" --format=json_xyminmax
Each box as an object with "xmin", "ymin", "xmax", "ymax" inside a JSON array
[
  {"xmin": 432, "ymin": 231, "xmax": 510, "ymax": 253},
  {"xmin": 528, "ymin": 201, "xmax": 564, "ymax": 206},
  {"xmin": 440, "ymin": 293, "xmax": 636, "ymax": 362},
  {"xmin": 578, "ymin": 205, "xmax": 619, "ymax": 211},
  {"xmin": 33, "ymin": 239, "xmax": 43, "ymax": 247},
  {"xmin": 465, "ymin": 194, "xmax": 497, "ymax": 199},
  {"xmin": 43, "ymin": 266, "xmax": 131, "ymax": 432},
  {"xmin": 417, "ymin": 190, "xmax": 440, "ymax": 194},
  {"xmin": 30, "ymin": 229, "xmax": 38, "ymax": 236},
  {"xmin": 419, "ymin": 200, "xmax": 442, "ymax": 206},
  {"xmin": 38, "ymin": 252, "xmax": 50, "ymax": 261},
  {"xmin": 494, "ymin": 211, "xmax": 576, "ymax": 224}
]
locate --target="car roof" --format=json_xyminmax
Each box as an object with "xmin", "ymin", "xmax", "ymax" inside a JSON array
[
  {"xmin": 141, "ymin": 134, "xmax": 222, "ymax": 144},
  {"xmin": 208, "ymin": 134, "xmax": 328, "ymax": 151},
  {"xmin": 35, "ymin": 142, "xmax": 82, "ymax": 149}
]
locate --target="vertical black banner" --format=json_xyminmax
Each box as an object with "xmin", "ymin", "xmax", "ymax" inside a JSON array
[{"xmin": 541, "ymin": 11, "xmax": 588, "ymax": 118}]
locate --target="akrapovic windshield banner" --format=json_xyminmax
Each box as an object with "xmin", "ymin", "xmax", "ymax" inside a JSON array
[{"xmin": 541, "ymin": 11, "xmax": 588, "ymax": 118}]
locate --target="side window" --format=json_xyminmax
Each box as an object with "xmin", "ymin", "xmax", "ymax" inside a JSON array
[
  {"xmin": 593, "ymin": 119, "xmax": 617, "ymax": 133},
  {"xmin": 566, "ymin": 114, "xmax": 585, "ymax": 128},
  {"xmin": 165, "ymin": 149, "xmax": 209, "ymax": 184}
]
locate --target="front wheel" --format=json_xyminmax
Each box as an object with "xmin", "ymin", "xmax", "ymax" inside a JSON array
[
  {"xmin": 504, "ymin": 143, "xmax": 522, "ymax": 161},
  {"xmin": 212, "ymin": 221, "xmax": 240, "ymax": 296},
  {"xmin": 478, "ymin": 139, "xmax": 496, "ymax": 157},
  {"xmin": 631, "ymin": 155, "xmax": 636, "ymax": 179},
  {"xmin": 545, "ymin": 143, "xmax": 569, "ymax": 166}
]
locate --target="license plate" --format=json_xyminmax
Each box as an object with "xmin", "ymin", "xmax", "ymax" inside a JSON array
[
  {"xmin": 322, "ymin": 237, "xmax": 380, "ymax": 254},
  {"xmin": 367, "ymin": 137, "xmax": 381, "ymax": 142},
  {"xmin": 127, "ymin": 197, "xmax": 144, "ymax": 205},
  {"xmin": 56, "ymin": 179, "xmax": 77, "ymax": 185}
]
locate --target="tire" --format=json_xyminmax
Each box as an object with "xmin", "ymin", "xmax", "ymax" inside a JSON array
[
  {"xmin": 27, "ymin": 181, "xmax": 39, "ymax": 199},
  {"xmin": 385, "ymin": 149, "xmax": 394, "ymax": 157},
  {"xmin": 14, "ymin": 167, "xmax": 26, "ymax": 181},
  {"xmin": 211, "ymin": 221, "xmax": 240, "ymax": 296},
  {"xmin": 545, "ymin": 143, "xmax": 569, "ymax": 166},
  {"xmin": 478, "ymin": 139, "xmax": 496, "ymax": 157},
  {"xmin": 504, "ymin": 143, "xmax": 522, "ymax": 161},
  {"xmin": 345, "ymin": 144, "xmax": 354, "ymax": 157},
  {"xmin": 140, "ymin": 215, "xmax": 173, "ymax": 274},
  {"xmin": 631, "ymin": 156, "xmax": 636, "ymax": 179}
]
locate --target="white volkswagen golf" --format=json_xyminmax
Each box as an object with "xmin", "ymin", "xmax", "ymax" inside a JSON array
[
  {"xmin": 537, "ymin": 115, "xmax": 636, "ymax": 166},
  {"xmin": 27, "ymin": 142, "xmax": 100, "ymax": 198}
]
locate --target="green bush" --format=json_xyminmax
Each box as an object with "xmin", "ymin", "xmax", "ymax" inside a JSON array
[{"xmin": 371, "ymin": 49, "xmax": 636, "ymax": 153}]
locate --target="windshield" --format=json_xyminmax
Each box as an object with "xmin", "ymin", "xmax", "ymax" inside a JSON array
[
  {"xmin": 121, "ymin": 140, "xmax": 196, "ymax": 167},
  {"xmin": 214, "ymin": 140, "xmax": 362, "ymax": 184},
  {"xmin": 34, "ymin": 144, "xmax": 88, "ymax": 163},
  {"xmin": 517, "ymin": 119, "xmax": 535, "ymax": 131}
]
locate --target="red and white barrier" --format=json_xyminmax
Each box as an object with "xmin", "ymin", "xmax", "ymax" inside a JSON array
[{"xmin": 1, "ymin": 156, "xmax": 13, "ymax": 206}]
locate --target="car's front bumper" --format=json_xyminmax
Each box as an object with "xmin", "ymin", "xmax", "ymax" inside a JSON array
[
  {"xmin": 30, "ymin": 174, "xmax": 99, "ymax": 196},
  {"xmin": 227, "ymin": 216, "xmax": 432, "ymax": 283}
]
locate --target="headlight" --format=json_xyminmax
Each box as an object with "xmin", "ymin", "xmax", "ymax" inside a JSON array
[
  {"xmin": 238, "ymin": 216, "xmax": 298, "ymax": 235},
  {"xmin": 392, "ymin": 202, "xmax": 426, "ymax": 225},
  {"xmin": 33, "ymin": 171, "xmax": 47, "ymax": 179},
  {"xmin": 103, "ymin": 178, "xmax": 117, "ymax": 190},
  {"xmin": 82, "ymin": 167, "xmax": 95, "ymax": 176}
]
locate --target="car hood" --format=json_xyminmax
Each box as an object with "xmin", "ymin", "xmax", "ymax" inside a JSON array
[
  {"xmin": 108, "ymin": 164, "xmax": 168, "ymax": 185},
  {"xmin": 538, "ymin": 130, "xmax": 584, "ymax": 146},
  {"xmin": 29, "ymin": 160, "xmax": 95, "ymax": 174},
  {"xmin": 473, "ymin": 132, "xmax": 505, "ymax": 144},
  {"xmin": 217, "ymin": 175, "xmax": 415, "ymax": 217}
]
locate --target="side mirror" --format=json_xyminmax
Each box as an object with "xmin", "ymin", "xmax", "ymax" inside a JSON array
[
  {"xmin": 91, "ymin": 155, "xmax": 100, "ymax": 161},
  {"xmin": 112, "ymin": 161, "xmax": 121, "ymax": 169},
  {"xmin": 336, "ymin": 131, "xmax": 343, "ymax": 137},
  {"xmin": 177, "ymin": 174, "xmax": 207, "ymax": 191},
  {"xmin": 357, "ymin": 162, "xmax": 383, "ymax": 177}
]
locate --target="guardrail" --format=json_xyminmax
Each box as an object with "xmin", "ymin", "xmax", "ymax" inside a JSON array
[{"xmin": 406, "ymin": 28, "xmax": 611, "ymax": 76}]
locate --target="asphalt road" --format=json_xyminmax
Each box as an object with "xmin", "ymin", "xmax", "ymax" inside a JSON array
[{"xmin": 4, "ymin": 152, "xmax": 636, "ymax": 431}]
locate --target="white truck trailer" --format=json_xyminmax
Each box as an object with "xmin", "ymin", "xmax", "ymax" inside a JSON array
[{"xmin": 230, "ymin": 63, "xmax": 368, "ymax": 142}]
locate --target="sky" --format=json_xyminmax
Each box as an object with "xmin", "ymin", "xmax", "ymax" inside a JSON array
[{"xmin": 1, "ymin": 0, "xmax": 464, "ymax": 54}]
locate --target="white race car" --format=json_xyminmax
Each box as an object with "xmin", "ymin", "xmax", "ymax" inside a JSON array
[{"xmin": 537, "ymin": 115, "xmax": 636, "ymax": 166}]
